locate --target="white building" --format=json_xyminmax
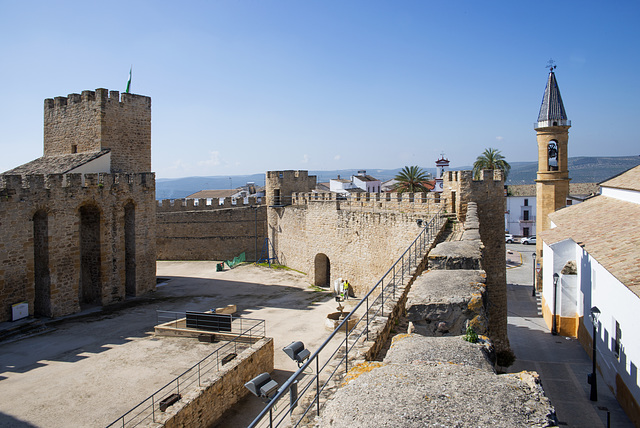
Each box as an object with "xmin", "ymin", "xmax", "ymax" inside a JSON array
[
  {"xmin": 539, "ymin": 165, "xmax": 640, "ymax": 423},
  {"xmin": 329, "ymin": 171, "xmax": 381, "ymax": 195},
  {"xmin": 433, "ymin": 156, "xmax": 449, "ymax": 193},
  {"xmin": 505, "ymin": 183, "xmax": 599, "ymax": 237},
  {"xmin": 352, "ymin": 170, "xmax": 381, "ymax": 193}
]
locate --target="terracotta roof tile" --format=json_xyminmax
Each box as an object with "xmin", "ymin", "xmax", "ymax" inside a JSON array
[
  {"xmin": 601, "ymin": 165, "xmax": 640, "ymax": 191},
  {"xmin": 186, "ymin": 189, "xmax": 237, "ymax": 199},
  {"xmin": 541, "ymin": 195, "xmax": 640, "ymax": 297}
]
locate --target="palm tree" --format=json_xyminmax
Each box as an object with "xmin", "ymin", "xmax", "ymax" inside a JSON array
[
  {"xmin": 472, "ymin": 148, "xmax": 511, "ymax": 180},
  {"xmin": 394, "ymin": 166, "xmax": 431, "ymax": 193}
]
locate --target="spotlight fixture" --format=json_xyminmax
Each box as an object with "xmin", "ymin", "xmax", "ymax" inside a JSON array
[
  {"xmin": 283, "ymin": 341, "xmax": 310, "ymax": 367},
  {"xmin": 244, "ymin": 373, "xmax": 279, "ymax": 400}
]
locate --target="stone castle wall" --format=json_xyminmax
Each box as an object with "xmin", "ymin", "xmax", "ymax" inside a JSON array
[
  {"xmin": 44, "ymin": 89, "xmax": 151, "ymax": 173},
  {"xmin": 265, "ymin": 170, "xmax": 316, "ymax": 206},
  {"xmin": 156, "ymin": 202, "xmax": 267, "ymax": 261},
  {"xmin": 267, "ymin": 198, "xmax": 439, "ymax": 297},
  {"xmin": 442, "ymin": 169, "xmax": 510, "ymax": 357},
  {"xmin": 0, "ymin": 173, "xmax": 156, "ymax": 322},
  {"xmin": 291, "ymin": 191, "xmax": 443, "ymax": 214}
]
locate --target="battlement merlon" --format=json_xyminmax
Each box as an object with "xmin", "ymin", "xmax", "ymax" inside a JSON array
[
  {"xmin": 0, "ymin": 172, "xmax": 155, "ymax": 194},
  {"xmin": 44, "ymin": 88, "xmax": 151, "ymax": 112},
  {"xmin": 156, "ymin": 196, "xmax": 263, "ymax": 212}
]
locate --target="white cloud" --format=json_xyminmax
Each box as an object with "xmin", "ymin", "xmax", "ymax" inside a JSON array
[
  {"xmin": 301, "ymin": 154, "xmax": 309, "ymax": 163},
  {"xmin": 495, "ymin": 136, "xmax": 504, "ymax": 141},
  {"xmin": 168, "ymin": 159, "xmax": 190, "ymax": 171},
  {"xmin": 334, "ymin": 154, "xmax": 341, "ymax": 161},
  {"xmin": 197, "ymin": 151, "xmax": 222, "ymax": 167}
]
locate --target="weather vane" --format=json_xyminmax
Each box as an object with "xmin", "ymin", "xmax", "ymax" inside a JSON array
[{"xmin": 546, "ymin": 59, "xmax": 557, "ymax": 72}]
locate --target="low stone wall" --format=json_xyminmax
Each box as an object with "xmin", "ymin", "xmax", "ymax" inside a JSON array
[{"xmin": 158, "ymin": 337, "xmax": 274, "ymax": 428}]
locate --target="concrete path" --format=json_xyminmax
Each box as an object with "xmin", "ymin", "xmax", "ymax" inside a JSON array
[
  {"xmin": 506, "ymin": 244, "xmax": 633, "ymax": 427},
  {"xmin": 0, "ymin": 262, "xmax": 340, "ymax": 428}
]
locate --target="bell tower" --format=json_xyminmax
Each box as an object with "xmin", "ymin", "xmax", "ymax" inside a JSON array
[{"xmin": 534, "ymin": 65, "xmax": 570, "ymax": 279}]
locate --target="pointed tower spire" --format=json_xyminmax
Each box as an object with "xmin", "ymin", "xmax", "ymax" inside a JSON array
[
  {"xmin": 533, "ymin": 66, "xmax": 571, "ymax": 294},
  {"xmin": 536, "ymin": 68, "xmax": 570, "ymax": 128}
]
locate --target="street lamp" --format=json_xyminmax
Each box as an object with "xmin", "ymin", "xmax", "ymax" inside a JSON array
[
  {"xmin": 588, "ymin": 306, "xmax": 601, "ymax": 401},
  {"xmin": 532, "ymin": 253, "xmax": 537, "ymax": 296},
  {"xmin": 552, "ymin": 273, "xmax": 559, "ymax": 335}
]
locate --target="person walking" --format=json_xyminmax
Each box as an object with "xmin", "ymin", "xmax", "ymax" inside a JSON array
[{"xmin": 343, "ymin": 279, "xmax": 350, "ymax": 300}]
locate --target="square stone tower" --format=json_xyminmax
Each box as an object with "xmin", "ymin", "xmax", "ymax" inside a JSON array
[{"xmin": 44, "ymin": 88, "xmax": 151, "ymax": 173}]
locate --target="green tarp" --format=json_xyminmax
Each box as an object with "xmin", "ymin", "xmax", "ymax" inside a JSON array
[{"xmin": 225, "ymin": 252, "xmax": 245, "ymax": 269}]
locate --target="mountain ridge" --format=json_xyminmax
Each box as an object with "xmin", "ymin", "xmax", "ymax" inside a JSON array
[{"xmin": 155, "ymin": 155, "xmax": 640, "ymax": 200}]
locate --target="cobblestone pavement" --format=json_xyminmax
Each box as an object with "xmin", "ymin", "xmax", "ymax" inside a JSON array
[{"xmin": 506, "ymin": 244, "xmax": 633, "ymax": 427}]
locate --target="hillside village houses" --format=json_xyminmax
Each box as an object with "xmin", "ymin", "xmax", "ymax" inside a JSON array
[{"xmin": 539, "ymin": 165, "xmax": 640, "ymax": 424}]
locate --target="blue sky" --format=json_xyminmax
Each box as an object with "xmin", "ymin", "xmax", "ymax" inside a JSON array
[{"xmin": 1, "ymin": 1, "xmax": 638, "ymax": 178}]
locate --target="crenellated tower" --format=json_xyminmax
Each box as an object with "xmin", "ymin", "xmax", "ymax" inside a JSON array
[
  {"xmin": 534, "ymin": 67, "xmax": 570, "ymax": 281},
  {"xmin": 44, "ymin": 88, "xmax": 151, "ymax": 173}
]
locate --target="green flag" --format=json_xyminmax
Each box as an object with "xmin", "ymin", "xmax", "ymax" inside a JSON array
[{"xmin": 125, "ymin": 67, "xmax": 132, "ymax": 93}]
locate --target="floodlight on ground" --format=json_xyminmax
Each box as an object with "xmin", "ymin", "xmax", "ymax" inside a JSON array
[
  {"xmin": 283, "ymin": 341, "xmax": 310, "ymax": 367},
  {"xmin": 244, "ymin": 373, "xmax": 279, "ymax": 400}
]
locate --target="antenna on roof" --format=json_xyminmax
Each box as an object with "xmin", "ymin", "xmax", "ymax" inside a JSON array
[{"xmin": 546, "ymin": 59, "xmax": 556, "ymax": 72}]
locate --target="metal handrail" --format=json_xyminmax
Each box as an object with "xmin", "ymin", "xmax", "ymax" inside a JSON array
[
  {"xmin": 248, "ymin": 208, "xmax": 446, "ymax": 427},
  {"xmin": 106, "ymin": 317, "xmax": 266, "ymax": 428}
]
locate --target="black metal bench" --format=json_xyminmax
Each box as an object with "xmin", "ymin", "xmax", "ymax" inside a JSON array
[{"xmin": 185, "ymin": 311, "xmax": 232, "ymax": 332}]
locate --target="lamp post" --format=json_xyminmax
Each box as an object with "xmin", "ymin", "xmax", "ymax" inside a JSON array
[
  {"xmin": 589, "ymin": 306, "xmax": 601, "ymax": 401},
  {"xmin": 532, "ymin": 253, "xmax": 537, "ymax": 296},
  {"xmin": 552, "ymin": 273, "xmax": 559, "ymax": 335}
]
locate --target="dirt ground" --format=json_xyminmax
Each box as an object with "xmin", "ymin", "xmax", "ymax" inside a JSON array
[{"xmin": 0, "ymin": 262, "xmax": 349, "ymax": 428}]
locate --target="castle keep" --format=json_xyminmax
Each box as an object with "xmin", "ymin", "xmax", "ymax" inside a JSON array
[{"xmin": 0, "ymin": 89, "xmax": 156, "ymax": 322}]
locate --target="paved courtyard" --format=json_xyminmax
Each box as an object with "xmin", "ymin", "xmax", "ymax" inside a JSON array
[{"xmin": 0, "ymin": 262, "xmax": 341, "ymax": 428}]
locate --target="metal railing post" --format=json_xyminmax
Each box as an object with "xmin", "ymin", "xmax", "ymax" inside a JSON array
[
  {"xmin": 152, "ymin": 396, "xmax": 155, "ymax": 423},
  {"xmin": 381, "ymin": 280, "xmax": 384, "ymax": 318},
  {"xmin": 345, "ymin": 322, "xmax": 349, "ymax": 374},
  {"xmin": 366, "ymin": 295, "xmax": 370, "ymax": 341},
  {"xmin": 316, "ymin": 357, "xmax": 320, "ymax": 416},
  {"xmin": 393, "ymin": 265, "xmax": 396, "ymax": 299}
]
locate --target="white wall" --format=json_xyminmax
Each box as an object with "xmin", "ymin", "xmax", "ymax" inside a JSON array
[
  {"xmin": 545, "ymin": 238, "xmax": 640, "ymax": 406},
  {"xmin": 68, "ymin": 153, "xmax": 111, "ymax": 174},
  {"xmin": 352, "ymin": 176, "xmax": 381, "ymax": 193},
  {"xmin": 505, "ymin": 195, "xmax": 536, "ymax": 236},
  {"xmin": 602, "ymin": 187, "xmax": 640, "ymax": 205},
  {"xmin": 581, "ymin": 251, "xmax": 640, "ymax": 408}
]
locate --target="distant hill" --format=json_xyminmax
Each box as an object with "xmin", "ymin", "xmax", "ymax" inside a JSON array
[
  {"xmin": 155, "ymin": 156, "xmax": 640, "ymax": 199},
  {"xmin": 506, "ymin": 156, "xmax": 640, "ymax": 185}
]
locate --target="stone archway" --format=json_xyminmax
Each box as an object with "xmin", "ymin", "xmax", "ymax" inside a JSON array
[
  {"xmin": 33, "ymin": 210, "xmax": 51, "ymax": 317},
  {"xmin": 314, "ymin": 253, "xmax": 330, "ymax": 287},
  {"xmin": 79, "ymin": 204, "xmax": 102, "ymax": 307}
]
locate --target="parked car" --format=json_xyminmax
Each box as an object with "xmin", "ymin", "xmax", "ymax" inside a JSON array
[
  {"xmin": 505, "ymin": 234, "xmax": 515, "ymax": 244},
  {"xmin": 521, "ymin": 236, "xmax": 536, "ymax": 245}
]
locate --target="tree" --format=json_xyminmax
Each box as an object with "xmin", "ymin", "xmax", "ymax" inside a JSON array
[
  {"xmin": 394, "ymin": 166, "xmax": 431, "ymax": 193},
  {"xmin": 472, "ymin": 148, "xmax": 511, "ymax": 180}
]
